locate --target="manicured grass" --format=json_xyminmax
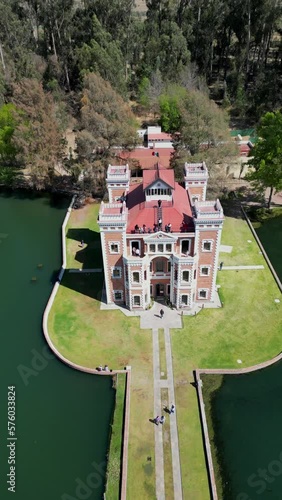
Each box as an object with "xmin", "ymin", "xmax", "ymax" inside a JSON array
[
  {"xmin": 158, "ymin": 329, "xmax": 167, "ymax": 378},
  {"xmin": 219, "ymin": 216, "xmax": 266, "ymax": 266},
  {"xmin": 105, "ymin": 373, "xmax": 127, "ymax": 499},
  {"xmin": 161, "ymin": 388, "xmax": 174, "ymax": 499},
  {"xmin": 171, "ymin": 216, "xmax": 282, "ymax": 499},
  {"xmin": 66, "ymin": 203, "xmax": 102, "ymax": 269}
]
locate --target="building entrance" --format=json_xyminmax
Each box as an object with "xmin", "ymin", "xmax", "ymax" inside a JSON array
[{"xmin": 156, "ymin": 283, "xmax": 165, "ymax": 297}]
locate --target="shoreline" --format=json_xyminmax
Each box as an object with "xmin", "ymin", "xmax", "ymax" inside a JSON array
[{"xmin": 42, "ymin": 196, "xmax": 131, "ymax": 499}]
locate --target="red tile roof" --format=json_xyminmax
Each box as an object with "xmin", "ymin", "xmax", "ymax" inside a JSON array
[
  {"xmin": 126, "ymin": 171, "xmax": 193, "ymax": 234},
  {"xmin": 147, "ymin": 132, "xmax": 172, "ymax": 141},
  {"xmin": 143, "ymin": 168, "xmax": 175, "ymax": 189},
  {"xmin": 115, "ymin": 148, "xmax": 174, "ymax": 169}
]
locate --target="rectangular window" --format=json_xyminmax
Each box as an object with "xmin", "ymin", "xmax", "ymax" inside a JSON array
[
  {"xmin": 110, "ymin": 243, "xmax": 119, "ymax": 253},
  {"xmin": 181, "ymin": 240, "xmax": 190, "ymax": 255},
  {"xmin": 166, "ymin": 243, "xmax": 172, "ymax": 252},
  {"xmin": 144, "ymin": 270, "xmax": 147, "ymax": 281},
  {"xmin": 133, "ymin": 272, "xmax": 140, "ymax": 283},
  {"xmin": 149, "ymin": 244, "xmax": 155, "ymax": 252},
  {"xmin": 203, "ymin": 240, "xmax": 212, "ymax": 252},
  {"xmin": 200, "ymin": 266, "xmax": 210, "ymax": 276},
  {"xmin": 181, "ymin": 295, "xmax": 188, "ymax": 305},
  {"xmin": 133, "ymin": 295, "xmax": 141, "ymax": 306},
  {"xmin": 131, "ymin": 241, "xmax": 140, "ymax": 256},
  {"xmin": 156, "ymin": 260, "xmax": 164, "ymax": 272},
  {"xmin": 112, "ymin": 267, "xmax": 121, "ymax": 278},
  {"xmin": 182, "ymin": 270, "xmax": 190, "ymax": 282},
  {"xmin": 167, "ymin": 261, "xmax": 171, "ymax": 273},
  {"xmin": 174, "ymin": 269, "xmax": 178, "ymax": 281},
  {"xmin": 199, "ymin": 289, "xmax": 207, "ymax": 299},
  {"xmin": 167, "ymin": 284, "xmax": 171, "ymax": 296},
  {"xmin": 150, "ymin": 285, "xmax": 153, "ymax": 295},
  {"xmin": 114, "ymin": 291, "xmax": 123, "ymax": 301},
  {"xmin": 158, "ymin": 243, "xmax": 164, "ymax": 253}
]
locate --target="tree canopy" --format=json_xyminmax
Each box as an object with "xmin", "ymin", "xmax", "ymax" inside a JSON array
[{"xmin": 246, "ymin": 111, "xmax": 282, "ymax": 207}]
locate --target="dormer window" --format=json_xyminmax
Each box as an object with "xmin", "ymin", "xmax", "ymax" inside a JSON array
[{"xmin": 146, "ymin": 188, "xmax": 172, "ymax": 196}]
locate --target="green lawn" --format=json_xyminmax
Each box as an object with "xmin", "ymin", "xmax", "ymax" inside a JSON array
[
  {"xmin": 66, "ymin": 202, "xmax": 102, "ymax": 269},
  {"xmin": 49, "ymin": 207, "xmax": 282, "ymax": 500},
  {"xmin": 219, "ymin": 216, "xmax": 266, "ymax": 266},
  {"xmin": 105, "ymin": 373, "xmax": 127, "ymax": 499},
  {"xmin": 171, "ymin": 216, "xmax": 282, "ymax": 499}
]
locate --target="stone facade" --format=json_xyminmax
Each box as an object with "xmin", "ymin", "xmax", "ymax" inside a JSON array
[{"xmin": 98, "ymin": 162, "xmax": 223, "ymax": 310}]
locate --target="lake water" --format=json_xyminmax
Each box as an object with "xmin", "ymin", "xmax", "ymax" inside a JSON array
[
  {"xmin": 0, "ymin": 192, "xmax": 115, "ymax": 500},
  {"xmin": 208, "ymin": 361, "xmax": 282, "ymax": 499}
]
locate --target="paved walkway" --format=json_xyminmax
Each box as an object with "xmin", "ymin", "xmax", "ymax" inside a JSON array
[
  {"xmin": 152, "ymin": 326, "xmax": 183, "ymax": 499},
  {"xmin": 69, "ymin": 268, "xmax": 102, "ymax": 273},
  {"xmin": 221, "ymin": 265, "xmax": 264, "ymax": 270},
  {"xmin": 164, "ymin": 327, "xmax": 183, "ymax": 499},
  {"xmin": 152, "ymin": 328, "xmax": 165, "ymax": 499}
]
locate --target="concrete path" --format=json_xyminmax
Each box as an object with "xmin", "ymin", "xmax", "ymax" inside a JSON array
[
  {"xmin": 69, "ymin": 268, "xmax": 102, "ymax": 273},
  {"xmin": 221, "ymin": 265, "xmax": 264, "ymax": 270},
  {"xmin": 152, "ymin": 328, "xmax": 165, "ymax": 499},
  {"xmin": 141, "ymin": 304, "xmax": 182, "ymax": 330},
  {"xmin": 152, "ymin": 325, "xmax": 183, "ymax": 499},
  {"xmin": 219, "ymin": 244, "xmax": 233, "ymax": 253},
  {"xmin": 164, "ymin": 327, "xmax": 183, "ymax": 499}
]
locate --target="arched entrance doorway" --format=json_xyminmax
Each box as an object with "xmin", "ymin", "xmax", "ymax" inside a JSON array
[{"xmin": 149, "ymin": 255, "xmax": 171, "ymax": 302}]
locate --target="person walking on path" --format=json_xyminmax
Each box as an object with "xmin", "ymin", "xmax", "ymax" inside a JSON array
[
  {"xmin": 155, "ymin": 415, "xmax": 160, "ymax": 425},
  {"xmin": 160, "ymin": 415, "xmax": 165, "ymax": 424},
  {"xmin": 170, "ymin": 404, "xmax": 175, "ymax": 414},
  {"xmin": 160, "ymin": 309, "xmax": 164, "ymax": 319}
]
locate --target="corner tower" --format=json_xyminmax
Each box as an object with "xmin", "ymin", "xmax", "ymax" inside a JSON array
[
  {"xmin": 106, "ymin": 164, "xmax": 130, "ymax": 203},
  {"xmin": 184, "ymin": 162, "xmax": 209, "ymax": 203}
]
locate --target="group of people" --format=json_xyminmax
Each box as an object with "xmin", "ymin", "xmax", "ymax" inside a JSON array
[
  {"xmin": 154, "ymin": 404, "xmax": 175, "ymax": 426},
  {"xmin": 97, "ymin": 365, "xmax": 110, "ymax": 372},
  {"xmin": 133, "ymin": 221, "xmax": 173, "ymax": 234},
  {"xmin": 134, "ymin": 224, "xmax": 148, "ymax": 234}
]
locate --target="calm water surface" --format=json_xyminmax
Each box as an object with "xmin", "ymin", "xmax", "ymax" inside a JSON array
[
  {"xmin": 0, "ymin": 192, "xmax": 114, "ymax": 500},
  {"xmin": 211, "ymin": 360, "xmax": 282, "ymax": 499}
]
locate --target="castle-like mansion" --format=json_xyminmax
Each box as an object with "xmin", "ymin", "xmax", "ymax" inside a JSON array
[{"xmin": 98, "ymin": 162, "xmax": 224, "ymax": 311}]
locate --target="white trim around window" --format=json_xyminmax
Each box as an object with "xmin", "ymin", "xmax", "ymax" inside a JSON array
[
  {"xmin": 133, "ymin": 295, "xmax": 141, "ymax": 306},
  {"xmin": 113, "ymin": 290, "xmax": 123, "ymax": 301},
  {"xmin": 181, "ymin": 270, "xmax": 190, "ymax": 283},
  {"xmin": 202, "ymin": 239, "xmax": 213, "ymax": 252},
  {"xmin": 132, "ymin": 271, "xmax": 140, "ymax": 283},
  {"xmin": 181, "ymin": 239, "xmax": 191, "ymax": 255},
  {"xmin": 200, "ymin": 265, "xmax": 211, "ymax": 277},
  {"xmin": 111, "ymin": 266, "xmax": 122, "ymax": 278},
  {"xmin": 198, "ymin": 288, "xmax": 208, "ymax": 299},
  {"xmin": 109, "ymin": 241, "xmax": 120, "ymax": 254},
  {"xmin": 181, "ymin": 294, "xmax": 189, "ymax": 306}
]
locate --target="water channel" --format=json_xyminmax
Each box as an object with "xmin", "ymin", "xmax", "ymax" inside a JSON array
[
  {"xmin": 0, "ymin": 192, "xmax": 115, "ymax": 500},
  {"xmin": 206, "ymin": 361, "xmax": 282, "ymax": 499}
]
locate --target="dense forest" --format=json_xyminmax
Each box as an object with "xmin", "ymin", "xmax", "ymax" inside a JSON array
[{"xmin": 0, "ymin": 0, "xmax": 281, "ymax": 195}]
